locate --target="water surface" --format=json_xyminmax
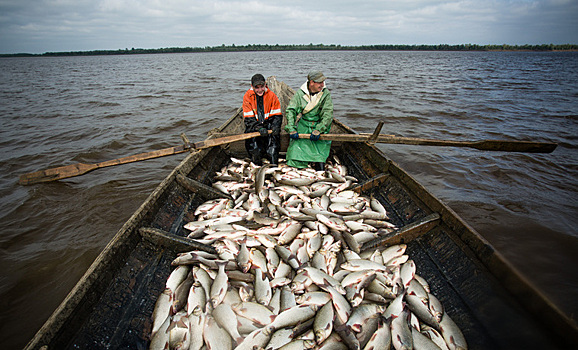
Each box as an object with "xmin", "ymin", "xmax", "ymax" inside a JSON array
[{"xmin": 1, "ymin": 51, "xmax": 577, "ymax": 348}]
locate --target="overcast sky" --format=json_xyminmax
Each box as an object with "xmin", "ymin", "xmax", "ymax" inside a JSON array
[{"xmin": 1, "ymin": 0, "xmax": 577, "ymax": 54}]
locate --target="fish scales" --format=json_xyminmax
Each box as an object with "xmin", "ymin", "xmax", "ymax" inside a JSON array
[{"xmin": 148, "ymin": 159, "xmax": 467, "ymax": 350}]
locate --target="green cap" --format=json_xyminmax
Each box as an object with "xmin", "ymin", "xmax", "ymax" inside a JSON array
[{"xmin": 307, "ymin": 70, "xmax": 326, "ymax": 83}]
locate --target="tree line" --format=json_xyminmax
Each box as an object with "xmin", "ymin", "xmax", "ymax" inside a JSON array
[{"xmin": 2, "ymin": 43, "xmax": 577, "ymax": 57}]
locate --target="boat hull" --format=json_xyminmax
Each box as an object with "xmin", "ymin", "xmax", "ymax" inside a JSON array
[{"xmin": 25, "ymin": 78, "xmax": 577, "ymax": 349}]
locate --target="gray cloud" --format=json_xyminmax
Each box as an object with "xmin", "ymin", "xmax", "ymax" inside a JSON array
[{"xmin": 0, "ymin": 0, "xmax": 576, "ymax": 54}]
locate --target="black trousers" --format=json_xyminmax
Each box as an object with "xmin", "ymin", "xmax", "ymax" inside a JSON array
[{"xmin": 245, "ymin": 133, "xmax": 280, "ymax": 165}]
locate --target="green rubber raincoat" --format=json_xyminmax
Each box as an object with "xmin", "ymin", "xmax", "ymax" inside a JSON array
[{"xmin": 284, "ymin": 82, "xmax": 334, "ymax": 168}]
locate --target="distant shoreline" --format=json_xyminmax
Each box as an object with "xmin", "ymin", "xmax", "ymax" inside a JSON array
[{"xmin": 2, "ymin": 43, "xmax": 577, "ymax": 57}]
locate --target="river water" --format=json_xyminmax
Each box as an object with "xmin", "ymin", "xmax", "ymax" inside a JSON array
[{"xmin": 1, "ymin": 51, "xmax": 577, "ymax": 348}]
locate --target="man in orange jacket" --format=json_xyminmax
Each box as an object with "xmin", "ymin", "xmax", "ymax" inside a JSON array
[{"xmin": 242, "ymin": 74, "xmax": 283, "ymax": 165}]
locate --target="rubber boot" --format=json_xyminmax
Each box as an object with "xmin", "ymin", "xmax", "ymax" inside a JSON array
[
  {"xmin": 314, "ymin": 162, "xmax": 325, "ymax": 171},
  {"xmin": 251, "ymin": 150, "xmax": 262, "ymax": 166},
  {"xmin": 270, "ymin": 155, "xmax": 279, "ymax": 166},
  {"xmin": 266, "ymin": 135, "xmax": 280, "ymax": 166}
]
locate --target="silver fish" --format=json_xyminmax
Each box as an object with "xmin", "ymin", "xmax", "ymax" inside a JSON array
[
  {"xmin": 295, "ymin": 291, "xmax": 332, "ymax": 307},
  {"xmin": 255, "ymin": 164, "xmax": 272, "ymax": 198},
  {"xmin": 188, "ymin": 307, "xmax": 205, "ymax": 350},
  {"xmin": 249, "ymin": 248, "xmax": 269, "ymax": 272},
  {"xmin": 302, "ymin": 267, "xmax": 346, "ymax": 294},
  {"xmin": 428, "ymin": 293, "xmax": 444, "ymax": 323},
  {"xmin": 265, "ymin": 247, "xmax": 280, "ymax": 277},
  {"xmin": 274, "ymin": 245, "xmax": 300, "ymax": 270},
  {"xmin": 209, "ymin": 260, "xmax": 228, "ymax": 308},
  {"xmin": 317, "ymin": 332, "xmax": 347, "ymax": 350},
  {"xmin": 274, "ymin": 261, "xmax": 292, "ymax": 279},
  {"xmin": 369, "ymin": 249, "xmax": 385, "ymax": 265},
  {"xmin": 346, "ymin": 303, "xmax": 385, "ymax": 333},
  {"xmin": 280, "ymin": 285, "xmax": 297, "ymax": 311},
  {"xmin": 166, "ymin": 265, "xmax": 190, "ymax": 293},
  {"xmin": 341, "ymin": 259, "xmax": 387, "ymax": 272},
  {"xmin": 223, "ymin": 285, "xmax": 243, "ymax": 305},
  {"xmin": 316, "ymin": 214, "xmax": 348, "ymax": 232},
  {"xmin": 345, "ymin": 220, "xmax": 378, "ymax": 232},
  {"xmin": 370, "ymin": 195, "xmax": 388, "ymax": 215},
  {"xmin": 254, "ymin": 268, "xmax": 273, "ymax": 306},
  {"xmin": 187, "ymin": 282, "xmax": 207, "ymax": 315},
  {"xmin": 253, "ymin": 212, "xmax": 280, "ymax": 226},
  {"xmin": 422, "ymin": 327, "xmax": 450, "ymax": 350},
  {"xmin": 311, "ymin": 301, "xmax": 334, "ymax": 345},
  {"xmin": 232, "ymin": 301, "xmax": 277, "ymax": 326},
  {"xmin": 237, "ymin": 241, "xmax": 251, "ymax": 273},
  {"xmin": 235, "ymin": 328, "xmax": 272, "ymax": 350},
  {"xmin": 342, "ymin": 230, "xmax": 361, "ymax": 253},
  {"xmin": 381, "ymin": 244, "xmax": 406, "ymax": 264},
  {"xmin": 172, "ymin": 271, "xmax": 194, "ymax": 314},
  {"xmin": 151, "ymin": 288, "xmax": 172, "ymax": 337},
  {"xmin": 269, "ymin": 189, "xmax": 283, "ymax": 206},
  {"xmin": 277, "ymin": 339, "xmax": 316, "ymax": 349},
  {"xmin": 400, "ymin": 259, "xmax": 416, "ymax": 287},
  {"xmin": 363, "ymin": 317, "xmax": 392, "ymax": 350},
  {"xmin": 192, "ymin": 266, "xmax": 212, "ymax": 303},
  {"xmin": 326, "ymin": 285, "xmax": 352, "ymax": 324},
  {"xmin": 184, "ymin": 216, "xmax": 244, "ymax": 230},
  {"xmin": 391, "ymin": 309, "xmax": 413, "ymax": 350},
  {"xmin": 329, "ymin": 202, "xmax": 363, "ymax": 215},
  {"xmin": 384, "ymin": 293, "xmax": 406, "ymax": 320},
  {"xmin": 406, "ymin": 294, "xmax": 440, "ymax": 330},
  {"xmin": 269, "ymin": 287, "xmax": 282, "ymax": 315},
  {"xmin": 367, "ymin": 278, "xmax": 396, "ymax": 299},
  {"xmin": 265, "ymin": 328, "xmax": 294, "ymax": 350},
  {"xmin": 236, "ymin": 313, "xmax": 261, "ymax": 335},
  {"xmin": 149, "ymin": 314, "xmax": 171, "ymax": 350},
  {"xmin": 412, "ymin": 327, "xmax": 443, "ymax": 350},
  {"xmin": 407, "ymin": 279, "xmax": 428, "ymax": 305},
  {"xmin": 341, "ymin": 269, "xmax": 376, "ymax": 288},
  {"xmin": 160, "ymin": 157, "xmax": 469, "ymax": 350},
  {"xmin": 238, "ymin": 282, "xmax": 254, "ymax": 302},
  {"xmin": 277, "ymin": 222, "xmax": 303, "ymax": 245},
  {"xmin": 203, "ymin": 314, "xmax": 233, "ymax": 350},
  {"xmin": 213, "ymin": 303, "xmax": 244, "ymax": 345},
  {"xmin": 359, "ymin": 209, "xmax": 389, "ymax": 220},
  {"xmin": 168, "ymin": 311, "xmax": 190, "ymax": 350},
  {"xmin": 266, "ymin": 304, "xmax": 318, "ymax": 333},
  {"xmin": 306, "ymin": 231, "xmax": 323, "ymax": 257},
  {"xmin": 415, "ymin": 274, "xmax": 431, "ymax": 293},
  {"xmin": 439, "ymin": 313, "xmax": 467, "ymax": 350},
  {"xmin": 277, "ymin": 176, "xmax": 316, "ymax": 186},
  {"xmin": 356, "ymin": 313, "xmax": 381, "ymax": 348}
]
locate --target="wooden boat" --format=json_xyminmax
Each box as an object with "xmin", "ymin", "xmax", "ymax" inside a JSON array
[{"xmin": 25, "ymin": 77, "xmax": 577, "ymax": 349}]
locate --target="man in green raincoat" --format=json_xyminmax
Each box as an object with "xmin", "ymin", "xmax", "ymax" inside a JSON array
[{"xmin": 285, "ymin": 70, "xmax": 334, "ymax": 170}]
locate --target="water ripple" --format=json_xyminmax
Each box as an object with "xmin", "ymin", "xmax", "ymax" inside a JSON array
[{"xmin": 1, "ymin": 51, "xmax": 577, "ymax": 349}]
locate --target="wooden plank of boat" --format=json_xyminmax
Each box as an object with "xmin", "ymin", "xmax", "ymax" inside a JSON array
[
  {"xmin": 360, "ymin": 212, "xmax": 441, "ymax": 251},
  {"xmin": 24, "ymin": 77, "xmax": 578, "ymax": 350}
]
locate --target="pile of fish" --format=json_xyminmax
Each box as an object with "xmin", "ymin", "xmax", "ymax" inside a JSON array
[{"xmin": 149, "ymin": 157, "xmax": 467, "ymax": 350}]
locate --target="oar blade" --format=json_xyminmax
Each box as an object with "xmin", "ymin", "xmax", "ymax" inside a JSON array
[
  {"xmin": 473, "ymin": 140, "xmax": 558, "ymax": 153},
  {"xmin": 19, "ymin": 163, "xmax": 98, "ymax": 185}
]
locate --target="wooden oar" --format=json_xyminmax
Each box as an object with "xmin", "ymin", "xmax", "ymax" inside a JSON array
[
  {"xmin": 19, "ymin": 131, "xmax": 267, "ymax": 185},
  {"xmin": 297, "ymin": 133, "xmax": 557, "ymax": 153}
]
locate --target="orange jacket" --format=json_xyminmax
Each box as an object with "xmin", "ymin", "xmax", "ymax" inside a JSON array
[{"xmin": 243, "ymin": 88, "xmax": 282, "ymax": 122}]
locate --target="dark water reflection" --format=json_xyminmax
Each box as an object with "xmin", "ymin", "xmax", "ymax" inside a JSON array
[{"xmin": 1, "ymin": 51, "xmax": 577, "ymax": 348}]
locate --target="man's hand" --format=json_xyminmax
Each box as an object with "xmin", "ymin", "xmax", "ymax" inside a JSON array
[
  {"xmin": 289, "ymin": 131, "xmax": 299, "ymax": 140},
  {"xmin": 258, "ymin": 128, "xmax": 269, "ymax": 137},
  {"xmin": 310, "ymin": 130, "xmax": 321, "ymax": 141}
]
